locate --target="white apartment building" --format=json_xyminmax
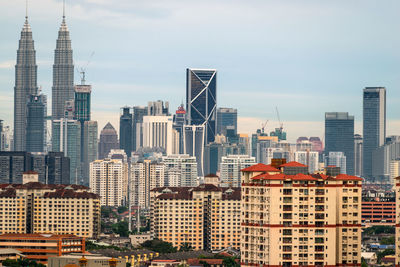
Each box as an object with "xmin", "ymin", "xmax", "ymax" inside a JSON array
[
  {"xmin": 294, "ymin": 151, "xmax": 319, "ymax": 174},
  {"xmin": 162, "ymin": 154, "xmax": 198, "ymax": 187},
  {"xmin": 219, "ymin": 154, "xmax": 255, "ymax": 187}
]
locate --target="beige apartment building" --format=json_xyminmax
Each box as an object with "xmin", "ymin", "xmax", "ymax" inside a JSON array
[
  {"xmin": 0, "ymin": 182, "xmax": 100, "ymax": 238},
  {"xmin": 151, "ymin": 181, "xmax": 240, "ymax": 252},
  {"xmin": 395, "ymin": 176, "xmax": 400, "ymax": 266},
  {"xmin": 241, "ymin": 162, "xmax": 362, "ymax": 267}
]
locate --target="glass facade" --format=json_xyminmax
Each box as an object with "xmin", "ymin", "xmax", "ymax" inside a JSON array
[
  {"xmin": 216, "ymin": 107, "xmax": 237, "ymax": 136},
  {"xmin": 119, "ymin": 107, "xmax": 133, "ymax": 157},
  {"xmin": 363, "ymin": 87, "xmax": 386, "ymax": 180},
  {"xmin": 26, "ymin": 95, "xmax": 46, "ymax": 153},
  {"xmin": 325, "ymin": 112, "xmax": 354, "ymax": 175}
]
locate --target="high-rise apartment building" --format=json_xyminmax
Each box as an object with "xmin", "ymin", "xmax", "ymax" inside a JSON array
[
  {"xmin": 241, "ymin": 163, "xmax": 362, "ymax": 266},
  {"xmin": 52, "ymin": 14, "xmax": 74, "ymax": 120},
  {"xmin": 14, "ymin": 15, "xmax": 38, "ymax": 151},
  {"xmin": 0, "ymin": 124, "xmax": 13, "ymax": 151},
  {"xmin": 142, "ymin": 116, "xmax": 174, "ymax": 155},
  {"xmin": 52, "ymin": 119, "xmax": 81, "ymax": 184},
  {"xmin": 216, "ymin": 108, "xmax": 237, "ymax": 136},
  {"xmin": 390, "ymin": 160, "xmax": 400, "ymax": 188},
  {"xmin": 183, "ymin": 125, "xmax": 205, "ymax": 177},
  {"xmin": 162, "ymin": 154, "xmax": 198, "ymax": 187},
  {"xmin": 256, "ymin": 136, "xmax": 278, "ymax": 164},
  {"xmin": 219, "ymin": 155, "xmax": 255, "ymax": 187},
  {"xmin": 90, "ymin": 158, "xmax": 127, "ymax": 207},
  {"xmin": 325, "ymin": 112, "xmax": 354, "ymax": 175},
  {"xmin": 0, "ymin": 182, "xmax": 100, "ymax": 238},
  {"xmin": 120, "ymin": 107, "xmax": 133, "ymax": 157},
  {"xmin": 394, "ymin": 177, "xmax": 400, "ymax": 266},
  {"xmin": 26, "ymin": 94, "xmax": 46, "ymax": 152},
  {"xmin": 151, "ymin": 184, "xmax": 240, "ymax": 252},
  {"xmin": 372, "ymin": 136, "xmax": 400, "ymax": 183},
  {"xmin": 98, "ymin": 122, "xmax": 119, "ymax": 160},
  {"xmin": 294, "ymin": 151, "xmax": 319, "ymax": 173},
  {"xmin": 327, "ymin": 151, "xmax": 347, "ymax": 174},
  {"xmin": 363, "ymin": 87, "xmax": 386, "ymax": 180},
  {"xmin": 354, "ymin": 134, "xmax": 363, "ymax": 177},
  {"xmin": 131, "ymin": 160, "xmax": 165, "ymax": 210},
  {"xmin": 186, "ymin": 68, "xmax": 217, "ymax": 144}
]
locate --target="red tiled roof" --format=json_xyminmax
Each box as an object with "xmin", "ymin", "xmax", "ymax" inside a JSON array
[
  {"xmin": 0, "ymin": 233, "xmax": 81, "ymax": 240},
  {"xmin": 187, "ymin": 259, "xmax": 224, "ymax": 265},
  {"xmin": 335, "ymin": 174, "xmax": 363, "ymax": 181},
  {"xmin": 23, "ymin": 170, "xmax": 38, "ymax": 174},
  {"xmin": 241, "ymin": 163, "xmax": 280, "ymax": 172},
  {"xmin": 252, "ymin": 173, "xmax": 318, "ymax": 181},
  {"xmin": 279, "ymin": 161, "xmax": 307, "ymax": 168}
]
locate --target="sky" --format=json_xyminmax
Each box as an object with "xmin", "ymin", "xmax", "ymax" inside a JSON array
[{"xmin": 0, "ymin": 0, "xmax": 399, "ymax": 142}]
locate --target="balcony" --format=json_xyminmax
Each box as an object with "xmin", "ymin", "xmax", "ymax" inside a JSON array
[
  {"xmin": 315, "ymin": 205, "xmax": 324, "ymax": 212},
  {"xmin": 283, "ymin": 213, "xmax": 293, "ymax": 220},
  {"xmin": 315, "ymin": 254, "xmax": 324, "ymax": 260},
  {"xmin": 283, "ymin": 197, "xmax": 293, "ymax": 204},
  {"xmin": 283, "ymin": 205, "xmax": 292, "ymax": 211},
  {"xmin": 283, "ymin": 189, "xmax": 292, "ymax": 195},
  {"xmin": 315, "ymin": 189, "xmax": 325, "ymax": 195},
  {"xmin": 283, "ymin": 254, "xmax": 292, "ymax": 260},
  {"xmin": 283, "ymin": 238, "xmax": 292, "ymax": 244},
  {"xmin": 315, "ymin": 197, "xmax": 324, "ymax": 204},
  {"xmin": 283, "ymin": 246, "xmax": 292, "ymax": 252},
  {"xmin": 315, "ymin": 246, "xmax": 324, "ymax": 252}
]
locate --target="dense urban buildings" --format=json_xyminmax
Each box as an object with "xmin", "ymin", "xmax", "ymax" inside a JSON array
[
  {"xmin": 241, "ymin": 162, "xmax": 362, "ymax": 266},
  {"xmin": 90, "ymin": 158, "xmax": 127, "ymax": 207},
  {"xmin": 216, "ymin": 108, "xmax": 237, "ymax": 136},
  {"xmin": 186, "ymin": 68, "xmax": 217, "ymax": 144},
  {"xmin": 98, "ymin": 122, "xmax": 119, "ymax": 159},
  {"xmin": 219, "ymin": 154, "xmax": 255, "ymax": 187},
  {"xmin": 363, "ymin": 87, "xmax": 386, "ymax": 181},
  {"xmin": 372, "ymin": 136, "xmax": 400, "ymax": 185},
  {"xmin": 325, "ymin": 112, "xmax": 355, "ymax": 175},
  {"xmin": 13, "ymin": 15, "xmax": 38, "ymax": 151},
  {"xmin": 151, "ymin": 183, "xmax": 240, "ymax": 252},
  {"xmin": 0, "ymin": 182, "xmax": 100, "ymax": 238},
  {"xmin": 132, "ymin": 106, "xmax": 147, "ymax": 151},
  {"xmin": 162, "ymin": 154, "xmax": 198, "ymax": 187},
  {"xmin": 52, "ymin": 13, "xmax": 74, "ymax": 121},
  {"xmin": 142, "ymin": 115, "xmax": 174, "ymax": 155},
  {"xmin": 326, "ymin": 151, "xmax": 347, "ymax": 174},
  {"xmin": 183, "ymin": 125, "xmax": 205, "ymax": 176},
  {"xmin": 120, "ymin": 106, "xmax": 133, "ymax": 157}
]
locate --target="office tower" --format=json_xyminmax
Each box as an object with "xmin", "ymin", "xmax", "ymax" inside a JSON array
[
  {"xmin": 0, "ymin": 152, "xmax": 32, "ymax": 183},
  {"xmin": 26, "ymin": 94, "xmax": 46, "ymax": 152},
  {"xmin": 204, "ymin": 142, "xmax": 224, "ymax": 175},
  {"xmin": 52, "ymin": 119, "xmax": 81, "ymax": 184},
  {"xmin": 354, "ymin": 134, "xmax": 363, "ymax": 177},
  {"xmin": 0, "ymin": 182, "xmax": 100, "ymax": 238},
  {"xmin": 46, "ymin": 152, "xmax": 70, "ymax": 184},
  {"xmin": 147, "ymin": 100, "xmax": 169, "ymax": 116},
  {"xmin": 372, "ymin": 136, "xmax": 400, "ymax": 183},
  {"xmin": 120, "ymin": 107, "xmax": 133, "ymax": 157},
  {"xmin": 327, "ymin": 151, "xmax": 347, "ymax": 174},
  {"xmin": 98, "ymin": 122, "xmax": 119, "ymax": 159},
  {"xmin": 219, "ymin": 155, "xmax": 255, "ymax": 187},
  {"xmin": 183, "ymin": 125, "xmax": 205, "ymax": 177},
  {"xmin": 162, "ymin": 154, "xmax": 198, "ymax": 187},
  {"xmin": 131, "ymin": 160, "xmax": 164, "ymax": 210},
  {"xmin": 173, "ymin": 104, "xmax": 186, "ymax": 154},
  {"xmin": 142, "ymin": 115, "xmax": 174, "ymax": 155},
  {"xmin": 216, "ymin": 108, "xmax": 237, "ymax": 136},
  {"xmin": 52, "ymin": 11, "xmax": 74, "ymax": 120},
  {"xmin": 81, "ymin": 121, "xmax": 98, "ymax": 185},
  {"xmin": 151, "ymin": 184, "xmax": 240, "ymax": 252},
  {"xmin": 14, "ymin": 15, "xmax": 38, "ymax": 151},
  {"xmin": 294, "ymin": 151, "xmax": 319, "ymax": 173},
  {"xmin": 186, "ymin": 68, "xmax": 217, "ymax": 144},
  {"xmin": 90, "ymin": 158, "xmax": 126, "ymax": 207},
  {"xmin": 74, "ymin": 84, "xmax": 91, "ymax": 122},
  {"xmin": 241, "ymin": 164, "xmax": 362, "ymax": 266},
  {"xmin": 256, "ymin": 136, "xmax": 278, "ymax": 164},
  {"xmin": 325, "ymin": 112, "xmax": 355, "ymax": 175},
  {"xmin": 132, "ymin": 106, "xmax": 147, "ymax": 151},
  {"xmin": 363, "ymin": 87, "xmax": 386, "ymax": 179}
]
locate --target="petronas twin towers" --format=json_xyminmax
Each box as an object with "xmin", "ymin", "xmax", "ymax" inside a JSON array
[{"xmin": 13, "ymin": 5, "xmax": 74, "ymax": 151}]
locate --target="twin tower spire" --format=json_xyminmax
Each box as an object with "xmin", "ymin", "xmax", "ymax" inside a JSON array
[{"xmin": 13, "ymin": 0, "xmax": 74, "ymax": 151}]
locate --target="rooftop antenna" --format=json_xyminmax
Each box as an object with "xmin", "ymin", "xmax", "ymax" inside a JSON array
[
  {"xmin": 25, "ymin": 0, "xmax": 28, "ymax": 20},
  {"xmin": 78, "ymin": 51, "xmax": 95, "ymax": 85},
  {"xmin": 63, "ymin": 0, "xmax": 66, "ymax": 19}
]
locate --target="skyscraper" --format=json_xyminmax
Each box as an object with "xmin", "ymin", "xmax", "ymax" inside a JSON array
[
  {"xmin": 74, "ymin": 84, "xmax": 91, "ymax": 122},
  {"xmin": 186, "ymin": 68, "xmax": 217, "ymax": 144},
  {"xmin": 119, "ymin": 107, "xmax": 133, "ymax": 157},
  {"xmin": 26, "ymin": 94, "xmax": 46, "ymax": 152},
  {"xmin": 98, "ymin": 123, "xmax": 119, "ymax": 159},
  {"xmin": 0, "ymin": 152, "xmax": 32, "ymax": 183},
  {"xmin": 354, "ymin": 134, "xmax": 363, "ymax": 177},
  {"xmin": 147, "ymin": 100, "xmax": 169, "ymax": 116},
  {"xmin": 325, "ymin": 112, "xmax": 355, "ymax": 175},
  {"xmin": 82, "ymin": 121, "xmax": 98, "ymax": 185},
  {"xmin": 173, "ymin": 104, "xmax": 186, "ymax": 154},
  {"xmin": 363, "ymin": 87, "xmax": 386, "ymax": 180},
  {"xmin": 216, "ymin": 108, "xmax": 237, "ymax": 136},
  {"xmin": 52, "ymin": 10, "xmax": 74, "ymax": 120},
  {"xmin": 132, "ymin": 106, "xmax": 147, "ymax": 151},
  {"xmin": 142, "ymin": 115, "xmax": 174, "ymax": 155},
  {"xmin": 14, "ymin": 14, "xmax": 38, "ymax": 151},
  {"xmin": 183, "ymin": 125, "xmax": 205, "ymax": 177},
  {"xmin": 327, "ymin": 151, "xmax": 347, "ymax": 174}
]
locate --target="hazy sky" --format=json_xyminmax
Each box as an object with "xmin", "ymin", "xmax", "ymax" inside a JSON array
[{"xmin": 0, "ymin": 0, "xmax": 399, "ymax": 142}]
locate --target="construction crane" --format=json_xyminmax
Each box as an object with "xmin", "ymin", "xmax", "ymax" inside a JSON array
[
  {"xmin": 77, "ymin": 51, "xmax": 95, "ymax": 85},
  {"xmin": 261, "ymin": 120, "xmax": 269, "ymax": 134},
  {"xmin": 276, "ymin": 106, "xmax": 283, "ymax": 131}
]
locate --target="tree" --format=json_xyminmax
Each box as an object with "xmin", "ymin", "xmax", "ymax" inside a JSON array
[
  {"xmin": 2, "ymin": 258, "xmax": 46, "ymax": 267},
  {"xmin": 179, "ymin": 242, "xmax": 193, "ymax": 252},
  {"xmin": 222, "ymin": 257, "xmax": 239, "ymax": 267},
  {"xmin": 118, "ymin": 206, "xmax": 128, "ymax": 214},
  {"xmin": 141, "ymin": 239, "xmax": 177, "ymax": 253},
  {"xmin": 380, "ymin": 236, "xmax": 395, "ymax": 245},
  {"xmin": 112, "ymin": 220, "xmax": 129, "ymax": 237},
  {"xmin": 376, "ymin": 249, "xmax": 395, "ymax": 263}
]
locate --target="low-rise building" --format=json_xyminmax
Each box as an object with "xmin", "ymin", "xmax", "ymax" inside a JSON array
[{"xmin": 48, "ymin": 253, "xmax": 125, "ymax": 267}]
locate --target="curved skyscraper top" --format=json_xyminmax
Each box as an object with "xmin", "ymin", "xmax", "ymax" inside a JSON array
[
  {"xmin": 14, "ymin": 15, "xmax": 38, "ymax": 151},
  {"xmin": 52, "ymin": 11, "xmax": 74, "ymax": 120}
]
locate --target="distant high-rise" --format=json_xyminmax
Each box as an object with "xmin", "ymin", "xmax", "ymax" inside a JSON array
[
  {"xmin": 183, "ymin": 125, "xmax": 205, "ymax": 177},
  {"xmin": 26, "ymin": 95, "xmax": 46, "ymax": 152},
  {"xmin": 142, "ymin": 116, "xmax": 174, "ymax": 155},
  {"xmin": 82, "ymin": 121, "xmax": 98, "ymax": 185},
  {"xmin": 132, "ymin": 106, "xmax": 147, "ymax": 151},
  {"xmin": 219, "ymin": 155, "xmax": 255, "ymax": 187},
  {"xmin": 173, "ymin": 104, "xmax": 186, "ymax": 154},
  {"xmin": 147, "ymin": 100, "xmax": 169, "ymax": 116},
  {"xmin": 327, "ymin": 151, "xmax": 347, "ymax": 174},
  {"xmin": 162, "ymin": 154, "xmax": 198, "ymax": 187},
  {"xmin": 14, "ymin": 15, "xmax": 38, "ymax": 151},
  {"xmin": 186, "ymin": 68, "xmax": 217, "ymax": 144},
  {"xmin": 216, "ymin": 108, "xmax": 237, "ymax": 136},
  {"xmin": 363, "ymin": 87, "xmax": 386, "ymax": 180},
  {"xmin": 0, "ymin": 152, "xmax": 32, "ymax": 183},
  {"xmin": 0, "ymin": 120, "xmax": 3, "ymax": 151},
  {"xmin": 52, "ymin": 11, "xmax": 74, "ymax": 120},
  {"xmin": 119, "ymin": 107, "xmax": 133, "ymax": 157},
  {"xmin": 354, "ymin": 134, "xmax": 363, "ymax": 177},
  {"xmin": 325, "ymin": 112, "xmax": 354, "ymax": 175},
  {"xmin": 74, "ymin": 84, "xmax": 91, "ymax": 122},
  {"xmin": 98, "ymin": 123, "xmax": 119, "ymax": 160}
]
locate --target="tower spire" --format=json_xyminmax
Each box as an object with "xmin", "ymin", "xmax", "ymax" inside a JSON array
[
  {"xmin": 25, "ymin": 0, "xmax": 28, "ymax": 21},
  {"xmin": 63, "ymin": 0, "xmax": 65, "ymax": 19}
]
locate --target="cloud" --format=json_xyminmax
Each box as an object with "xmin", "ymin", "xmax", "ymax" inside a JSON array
[{"xmin": 0, "ymin": 60, "xmax": 14, "ymax": 69}]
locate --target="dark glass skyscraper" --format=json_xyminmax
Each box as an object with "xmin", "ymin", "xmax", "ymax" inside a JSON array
[
  {"xmin": 74, "ymin": 85, "xmax": 91, "ymax": 122},
  {"xmin": 325, "ymin": 112, "xmax": 355, "ymax": 175},
  {"xmin": 186, "ymin": 68, "xmax": 217, "ymax": 144},
  {"xmin": 363, "ymin": 87, "xmax": 386, "ymax": 180},
  {"xmin": 26, "ymin": 95, "xmax": 46, "ymax": 152},
  {"xmin": 52, "ymin": 14, "xmax": 74, "ymax": 120},
  {"xmin": 14, "ymin": 15, "xmax": 38, "ymax": 151},
  {"xmin": 216, "ymin": 107, "xmax": 237, "ymax": 136},
  {"xmin": 120, "ymin": 107, "xmax": 133, "ymax": 157},
  {"xmin": 132, "ymin": 106, "xmax": 147, "ymax": 151}
]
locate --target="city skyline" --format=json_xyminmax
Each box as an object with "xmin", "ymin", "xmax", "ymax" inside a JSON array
[{"xmin": 1, "ymin": 0, "xmax": 400, "ymax": 142}]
